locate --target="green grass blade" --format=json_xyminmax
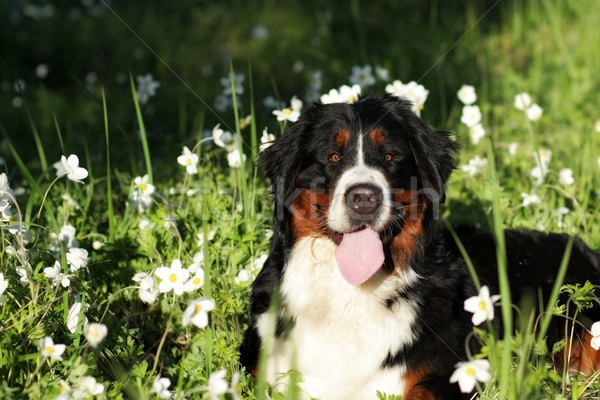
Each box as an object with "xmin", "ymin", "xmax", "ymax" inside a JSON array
[
  {"xmin": 102, "ymin": 88, "xmax": 116, "ymax": 242},
  {"xmin": 129, "ymin": 73, "xmax": 153, "ymax": 184}
]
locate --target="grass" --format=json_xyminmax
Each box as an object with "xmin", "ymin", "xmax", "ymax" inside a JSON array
[{"xmin": 1, "ymin": 0, "xmax": 600, "ymax": 399}]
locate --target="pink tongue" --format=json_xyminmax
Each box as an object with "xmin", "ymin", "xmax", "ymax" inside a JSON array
[{"xmin": 334, "ymin": 228, "xmax": 385, "ymax": 285}]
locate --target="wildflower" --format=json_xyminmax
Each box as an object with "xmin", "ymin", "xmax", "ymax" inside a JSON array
[
  {"xmin": 461, "ymin": 156, "xmax": 487, "ymax": 177},
  {"xmin": 214, "ymin": 93, "xmax": 231, "ymax": 112},
  {"xmin": 182, "ymin": 298, "xmax": 216, "ymax": 329},
  {"xmin": 44, "ymin": 260, "xmax": 71, "ymax": 288},
  {"xmin": 0, "ymin": 273, "xmax": 8, "ymax": 304},
  {"xmin": 521, "ymin": 192, "xmax": 541, "ymax": 207},
  {"xmin": 260, "ymin": 128, "xmax": 275, "ymax": 152},
  {"xmin": 449, "ymin": 359, "xmax": 491, "ymax": 393},
  {"xmin": 235, "ymin": 269, "xmax": 253, "ymax": 286},
  {"xmin": 136, "ymin": 73, "xmax": 160, "ymax": 104},
  {"xmin": 84, "ymin": 323, "xmax": 108, "ymax": 347},
  {"xmin": 321, "ymin": 84, "xmax": 362, "ymax": 104},
  {"xmin": 463, "ymin": 286, "xmax": 500, "ymax": 326},
  {"xmin": 212, "ymin": 124, "xmax": 237, "ymax": 151},
  {"xmin": 139, "ymin": 218, "xmax": 156, "ymax": 230},
  {"xmin": 16, "ymin": 266, "xmax": 30, "ymax": 286},
  {"xmin": 40, "ymin": 336, "xmax": 67, "ymax": 361},
  {"xmin": 468, "ymin": 124, "xmax": 485, "ymax": 145},
  {"xmin": 507, "ymin": 142, "xmax": 519, "ymax": 156},
  {"xmin": 530, "ymin": 149, "xmax": 552, "ymax": 185},
  {"xmin": 184, "ymin": 269, "xmax": 205, "ymax": 292},
  {"xmin": 177, "ymin": 146, "xmax": 199, "ymax": 175},
  {"xmin": 252, "ymin": 25, "xmax": 269, "ymax": 40},
  {"xmin": 273, "ymin": 96, "xmax": 302, "ymax": 123},
  {"xmin": 309, "ymin": 70, "xmax": 323, "ymax": 90},
  {"xmin": 252, "ymin": 254, "xmax": 268, "ymax": 271},
  {"xmin": 558, "ymin": 168, "xmax": 574, "ymax": 186},
  {"xmin": 153, "ymin": 376, "xmax": 172, "ymax": 399},
  {"xmin": 208, "ymin": 369, "xmax": 229, "ymax": 400},
  {"xmin": 556, "ymin": 207, "xmax": 570, "ymax": 229},
  {"xmin": 375, "ymin": 65, "xmax": 390, "ymax": 81},
  {"xmin": 197, "ymin": 229, "xmax": 216, "ymax": 247},
  {"xmin": 220, "ymin": 73, "xmax": 245, "ymax": 96},
  {"xmin": 188, "ymin": 252, "xmax": 205, "ymax": 273},
  {"xmin": 155, "ymin": 259, "xmax": 190, "ymax": 295},
  {"xmin": 132, "ymin": 272, "xmax": 158, "ymax": 304},
  {"xmin": 0, "ymin": 172, "xmax": 14, "ymax": 201},
  {"xmin": 590, "ymin": 321, "xmax": 600, "ymax": 350},
  {"xmin": 457, "ymin": 85, "xmax": 477, "ymax": 105},
  {"xmin": 227, "ymin": 148, "xmax": 247, "ymax": 169},
  {"xmin": 385, "ymin": 80, "xmax": 429, "ymax": 115},
  {"xmin": 53, "ymin": 154, "xmax": 88, "ymax": 183},
  {"xmin": 67, "ymin": 298, "xmax": 88, "ymax": 333},
  {"xmin": 66, "ymin": 247, "xmax": 88, "ymax": 272},
  {"xmin": 58, "ymin": 225, "xmax": 79, "ymax": 249},
  {"xmin": 514, "ymin": 92, "xmax": 532, "ymax": 110},
  {"xmin": 526, "ymin": 103, "xmax": 543, "ymax": 121},
  {"xmin": 349, "ymin": 65, "xmax": 376, "ymax": 88},
  {"xmin": 131, "ymin": 175, "xmax": 155, "ymax": 212},
  {"xmin": 73, "ymin": 376, "xmax": 104, "ymax": 398},
  {"xmin": 263, "ymin": 95, "xmax": 279, "ymax": 109},
  {"xmin": 56, "ymin": 380, "xmax": 71, "ymax": 400},
  {"xmin": 460, "ymin": 105, "xmax": 482, "ymax": 128}
]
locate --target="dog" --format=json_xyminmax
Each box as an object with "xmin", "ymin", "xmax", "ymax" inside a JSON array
[{"xmin": 239, "ymin": 94, "xmax": 600, "ymax": 399}]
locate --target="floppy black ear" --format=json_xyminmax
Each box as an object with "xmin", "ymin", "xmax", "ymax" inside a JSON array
[{"xmin": 407, "ymin": 117, "xmax": 458, "ymax": 204}]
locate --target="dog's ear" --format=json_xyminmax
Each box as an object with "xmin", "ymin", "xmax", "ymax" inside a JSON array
[{"xmin": 407, "ymin": 117, "xmax": 458, "ymax": 204}]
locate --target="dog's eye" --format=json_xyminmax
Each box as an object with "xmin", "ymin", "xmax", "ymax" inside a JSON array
[
  {"xmin": 329, "ymin": 153, "xmax": 341, "ymax": 163},
  {"xmin": 385, "ymin": 153, "xmax": 394, "ymax": 162}
]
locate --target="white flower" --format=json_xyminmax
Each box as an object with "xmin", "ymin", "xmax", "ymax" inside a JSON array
[
  {"xmin": 155, "ymin": 259, "xmax": 190, "ymax": 296},
  {"xmin": 40, "ymin": 336, "xmax": 67, "ymax": 361},
  {"xmin": 252, "ymin": 254, "xmax": 268, "ymax": 271},
  {"xmin": 507, "ymin": 142, "xmax": 519, "ymax": 156},
  {"xmin": 461, "ymin": 156, "xmax": 487, "ymax": 177},
  {"xmin": 182, "ymin": 298, "xmax": 216, "ymax": 329},
  {"xmin": 208, "ymin": 369, "xmax": 229, "ymax": 400},
  {"xmin": 132, "ymin": 272, "xmax": 158, "ymax": 304},
  {"xmin": 57, "ymin": 380, "xmax": 71, "ymax": 400},
  {"xmin": 590, "ymin": 321, "xmax": 600, "ymax": 350},
  {"xmin": 259, "ymin": 128, "xmax": 275, "ymax": 152},
  {"xmin": 557, "ymin": 207, "xmax": 570, "ymax": 229},
  {"xmin": 73, "ymin": 376, "xmax": 104, "ymax": 398},
  {"xmin": 468, "ymin": 124, "xmax": 485, "ymax": 145},
  {"xmin": 457, "ymin": 85, "xmax": 477, "ymax": 105},
  {"xmin": 463, "ymin": 286, "xmax": 500, "ymax": 326},
  {"xmin": 130, "ymin": 175, "xmax": 155, "ymax": 212},
  {"xmin": 385, "ymin": 80, "xmax": 429, "ymax": 115},
  {"xmin": 184, "ymin": 269, "xmax": 205, "ymax": 292},
  {"xmin": 44, "ymin": 260, "xmax": 71, "ymax": 288},
  {"xmin": 177, "ymin": 146, "xmax": 199, "ymax": 175},
  {"xmin": 214, "ymin": 93, "xmax": 231, "ymax": 112},
  {"xmin": 67, "ymin": 299, "xmax": 88, "ymax": 333},
  {"xmin": 530, "ymin": 149, "xmax": 552, "ymax": 185},
  {"xmin": 57, "ymin": 225, "xmax": 79, "ymax": 249},
  {"xmin": 136, "ymin": 73, "xmax": 160, "ymax": 104},
  {"xmin": 375, "ymin": 65, "xmax": 389, "ymax": 81},
  {"xmin": 84, "ymin": 323, "xmax": 108, "ymax": 347},
  {"xmin": 449, "ymin": 359, "xmax": 491, "ymax": 393},
  {"xmin": 153, "ymin": 376, "xmax": 172, "ymax": 399},
  {"xmin": 53, "ymin": 154, "xmax": 88, "ymax": 183},
  {"xmin": 66, "ymin": 247, "xmax": 88, "ymax": 272},
  {"xmin": 197, "ymin": 229, "xmax": 216, "ymax": 247},
  {"xmin": 0, "ymin": 272, "xmax": 7, "ymax": 304},
  {"xmin": 212, "ymin": 124, "xmax": 237, "ymax": 151},
  {"xmin": 0, "ymin": 172, "xmax": 14, "ymax": 201},
  {"xmin": 558, "ymin": 168, "xmax": 574, "ymax": 186},
  {"xmin": 526, "ymin": 103, "xmax": 543, "ymax": 121},
  {"xmin": 227, "ymin": 148, "xmax": 247, "ymax": 169},
  {"xmin": 320, "ymin": 84, "xmax": 362, "ymax": 104},
  {"xmin": 220, "ymin": 73, "xmax": 245, "ymax": 96},
  {"xmin": 460, "ymin": 105, "xmax": 482, "ymax": 128},
  {"xmin": 521, "ymin": 192, "xmax": 541, "ymax": 207},
  {"xmin": 273, "ymin": 95, "xmax": 302, "ymax": 123},
  {"xmin": 349, "ymin": 65, "xmax": 376, "ymax": 88},
  {"xmin": 235, "ymin": 269, "xmax": 253, "ymax": 286},
  {"xmin": 514, "ymin": 92, "xmax": 532, "ymax": 110},
  {"xmin": 16, "ymin": 266, "xmax": 30, "ymax": 286},
  {"xmin": 188, "ymin": 252, "xmax": 205, "ymax": 273}
]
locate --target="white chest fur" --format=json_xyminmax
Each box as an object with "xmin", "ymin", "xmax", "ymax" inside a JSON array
[{"xmin": 256, "ymin": 237, "xmax": 420, "ymax": 400}]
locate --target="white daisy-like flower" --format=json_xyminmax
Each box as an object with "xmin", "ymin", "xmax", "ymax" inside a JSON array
[
  {"xmin": 521, "ymin": 192, "xmax": 541, "ymax": 207},
  {"xmin": 66, "ymin": 247, "xmax": 88, "ymax": 272},
  {"xmin": 463, "ymin": 286, "xmax": 501, "ymax": 326},
  {"xmin": 73, "ymin": 376, "xmax": 104, "ymax": 398},
  {"xmin": 182, "ymin": 298, "xmax": 216, "ymax": 329},
  {"xmin": 514, "ymin": 92, "xmax": 532, "ymax": 110},
  {"xmin": 153, "ymin": 376, "xmax": 172, "ymax": 399},
  {"xmin": 155, "ymin": 259, "xmax": 190, "ymax": 296},
  {"xmin": 132, "ymin": 272, "xmax": 158, "ymax": 304},
  {"xmin": 184, "ymin": 269, "xmax": 205, "ymax": 292},
  {"xmin": 457, "ymin": 84, "xmax": 477, "ymax": 105},
  {"xmin": 131, "ymin": 175, "xmax": 155, "ymax": 212},
  {"xmin": 526, "ymin": 103, "xmax": 543, "ymax": 121},
  {"xmin": 461, "ymin": 156, "xmax": 488, "ymax": 177},
  {"xmin": 385, "ymin": 80, "xmax": 429, "ymax": 115},
  {"xmin": 460, "ymin": 105, "xmax": 482, "ymax": 128},
  {"xmin": 558, "ymin": 168, "xmax": 574, "ymax": 186},
  {"xmin": 208, "ymin": 369, "xmax": 229, "ymax": 400},
  {"xmin": 67, "ymin": 299, "xmax": 88, "ymax": 333},
  {"xmin": 321, "ymin": 84, "xmax": 362, "ymax": 104},
  {"xmin": 468, "ymin": 123, "xmax": 485, "ymax": 145},
  {"xmin": 449, "ymin": 359, "xmax": 491, "ymax": 393},
  {"xmin": 227, "ymin": 148, "xmax": 247, "ymax": 169},
  {"xmin": 44, "ymin": 260, "xmax": 71, "ymax": 288},
  {"xmin": 235, "ymin": 269, "xmax": 253, "ymax": 286},
  {"xmin": 40, "ymin": 336, "xmax": 67, "ymax": 361},
  {"xmin": 349, "ymin": 65, "xmax": 376, "ymax": 88},
  {"xmin": 136, "ymin": 73, "xmax": 160, "ymax": 104},
  {"xmin": 177, "ymin": 146, "xmax": 199, "ymax": 175},
  {"xmin": 260, "ymin": 128, "xmax": 276, "ymax": 152},
  {"xmin": 84, "ymin": 322, "xmax": 108, "ymax": 348},
  {"xmin": 507, "ymin": 142, "xmax": 519, "ymax": 156},
  {"xmin": 212, "ymin": 124, "xmax": 237, "ymax": 151},
  {"xmin": 53, "ymin": 154, "xmax": 88, "ymax": 183}
]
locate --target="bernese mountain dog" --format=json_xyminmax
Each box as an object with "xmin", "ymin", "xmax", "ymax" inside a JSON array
[{"xmin": 240, "ymin": 94, "xmax": 600, "ymax": 399}]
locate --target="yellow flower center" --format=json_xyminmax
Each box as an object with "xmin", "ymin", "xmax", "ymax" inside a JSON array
[
  {"xmin": 45, "ymin": 346, "xmax": 55, "ymax": 354},
  {"xmin": 193, "ymin": 277, "xmax": 201, "ymax": 285},
  {"xmin": 140, "ymin": 183, "xmax": 147, "ymax": 191},
  {"xmin": 282, "ymin": 108, "xmax": 293, "ymax": 116},
  {"xmin": 169, "ymin": 273, "xmax": 177, "ymax": 283},
  {"xmin": 194, "ymin": 303, "xmax": 204, "ymax": 314},
  {"xmin": 478, "ymin": 299, "xmax": 487, "ymax": 311},
  {"xmin": 186, "ymin": 158, "xmax": 193, "ymax": 166},
  {"xmin": 465, "ymin": 366, "xmax": 477, "ymax": 377}
]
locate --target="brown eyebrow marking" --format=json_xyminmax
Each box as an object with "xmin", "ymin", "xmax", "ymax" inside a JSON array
[
  {"xmin": 369, "ymin": 129, "xmax": 386, "ymax": 146},
  {"xmin": 335, "ymin": 129, "xmax": 351, "ymax": 147}
]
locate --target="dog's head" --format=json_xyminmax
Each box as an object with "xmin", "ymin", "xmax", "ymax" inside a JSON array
[{"xmin": 260, "ymin": 94, "xmax": 458, "ymax": 282}]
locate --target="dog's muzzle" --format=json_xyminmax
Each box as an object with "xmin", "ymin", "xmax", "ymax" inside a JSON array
[{"xmin": 345, "ymin": 184, "xmax": 383, "ymax": 220}]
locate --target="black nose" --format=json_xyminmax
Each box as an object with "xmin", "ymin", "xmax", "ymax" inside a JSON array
[{"xmin": 346, "ymin": 185, "xmax": 382, "ymax": 215}]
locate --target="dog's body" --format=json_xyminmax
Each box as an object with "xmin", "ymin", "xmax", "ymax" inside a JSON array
[{"xmin": 240, "ymin": 94, "xmax": 600, "ymax": 399}]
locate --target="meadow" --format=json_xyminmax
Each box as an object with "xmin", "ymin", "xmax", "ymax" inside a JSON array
[{"xmin": 1, "ymin": 0, "xmax": 600, "ymax": 399}]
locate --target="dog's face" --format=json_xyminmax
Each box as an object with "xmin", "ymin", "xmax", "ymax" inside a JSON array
[{"xmin": 260, "ymin": 94, "xmax": 457, "ymax": 282}]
